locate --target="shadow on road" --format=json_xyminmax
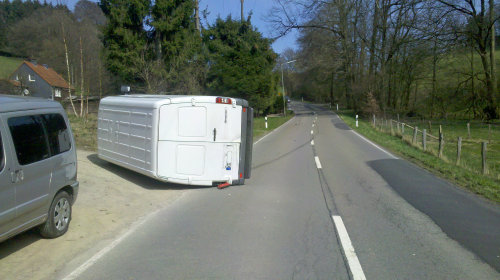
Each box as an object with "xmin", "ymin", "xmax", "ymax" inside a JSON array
[
  {"xmin": 252, "ymin": 140, "xmax": 310, "ymax": 171},
  {"xmin": 332, "ymin": 120, "xmax": 352, "ymax": 130},
  {"xmin": 0, "ymin": 229, "xmax": 41, "ymax": 260},
  {"xmin": 367, "ymin": 158, "xmax": 500, "ymax": 272},
  {"xmin": 87, "ymin": 154, "xmax": 208, "ymax": 191}
]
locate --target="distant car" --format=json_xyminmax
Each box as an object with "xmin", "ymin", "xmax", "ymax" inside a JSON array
[
  {"xmin": 0, "ymin": 95, "xmax": 78, "ymax": 242},
  {"xmin": 285, "ymin": 96, "xmax": 291, "ymax": 103}
]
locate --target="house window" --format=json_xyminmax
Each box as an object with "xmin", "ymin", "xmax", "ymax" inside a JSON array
[
  {"xmin": 28, "ymin": 74, "xmax": 35, "ymax": 82},
  {"xmin": 55, "ymin": 89, "xmax": 61, "ymax": 98}
]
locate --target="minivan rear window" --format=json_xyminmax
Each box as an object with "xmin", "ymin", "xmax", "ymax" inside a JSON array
[
  {"xmin": 42, "ymin": 114, "xmax": 71, "ymax": 155},
  {"xmin": 8, "ymin": 116, "xmax": 50, "ymax": 165}
]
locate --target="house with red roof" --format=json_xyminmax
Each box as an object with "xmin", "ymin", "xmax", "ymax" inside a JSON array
[{"xmin": 9, "ymin": 60, "xmax": 73, "ymax": 100}]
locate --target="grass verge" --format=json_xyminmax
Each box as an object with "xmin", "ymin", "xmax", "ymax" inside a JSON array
[
  {"xmin": 68, "ymin": 114, "xmax": 98, "ymax": 151},
  {"xmin": 69, "ymin": 112, "xmax": 294, "ymax": 152},
  {"xmin": 253, "ymin": 113, "xmax": 294, "ymax": 141},
  {"xmin": 338, "ymin": 111, "xmax": 500, "ymax": 204}
]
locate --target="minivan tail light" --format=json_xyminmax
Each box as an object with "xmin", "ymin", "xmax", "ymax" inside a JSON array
[{"xmin": 216, "ymin": 97, "xmax": 232, "ymax": 104}]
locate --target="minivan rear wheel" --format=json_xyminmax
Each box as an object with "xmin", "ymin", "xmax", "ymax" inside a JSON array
[{"xmin": 39, "ymin": 191, "xmax": 72, "ymax": 238}]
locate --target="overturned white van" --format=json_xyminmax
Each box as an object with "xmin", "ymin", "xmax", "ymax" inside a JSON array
[{"xmin": 97, "ymin": 95, "xmax": 253, "ymax": 186}]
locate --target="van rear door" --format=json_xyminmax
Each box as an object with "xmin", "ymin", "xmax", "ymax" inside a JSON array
[{"xmin": 157, "ymin": 99, "xmax": 242, "ymax": 184}]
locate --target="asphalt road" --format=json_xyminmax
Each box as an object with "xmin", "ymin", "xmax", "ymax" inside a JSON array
[{"xmin": 60, "ymin": 102, "xmax": 499, "ymax": 280}]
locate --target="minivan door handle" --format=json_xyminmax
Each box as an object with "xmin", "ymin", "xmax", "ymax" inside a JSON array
[
  {"xmin": 11, "ymin": 169, "xmax": 23, "ymax": 183},
  {"xmin": 213, "ymin": 128, "xmax": 217, "ymax": 141}
]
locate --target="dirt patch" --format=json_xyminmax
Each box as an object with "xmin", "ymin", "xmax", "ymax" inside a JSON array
[{"xmin": 0, "ymin": 150, "xmax": 189, "ymax": 280}]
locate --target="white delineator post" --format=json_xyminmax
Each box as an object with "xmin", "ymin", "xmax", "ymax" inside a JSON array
[
  {"xmin": 356, "ymin": 114, "xmax": 359, "ymax": 127},
  {"xmin": 337, "ymin": 104, "xmax": 339, "ymax": 111},
  {"xmin": 265, "ymin": 116, "xmax": 268, "ymax": 129}
]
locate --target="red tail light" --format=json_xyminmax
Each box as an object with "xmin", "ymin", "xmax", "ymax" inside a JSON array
[{"xmin": 216, "ymin": 97, "xmax": 232, "ymax": 104}]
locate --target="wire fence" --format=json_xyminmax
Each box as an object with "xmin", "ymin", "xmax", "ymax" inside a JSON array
[{"xmin": 371, "ymin": 115, "xmax": 499, "ymax": 180}]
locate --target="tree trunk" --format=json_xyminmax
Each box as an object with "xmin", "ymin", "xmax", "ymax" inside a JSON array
[
  {"xmin": 195, "ymin": 0, "xmax": 201, "ymax": 32},
  {"xmin": 431, "ymin": 38, "xmax": 438, "ymax": 118},
  {"xmin": 61, "ymin": 23, "xmax": 77, "ymax": 116},
  {"xmin": 471, "ymin": 40, "xmax": 477, "ymax": 118},
  {"xmin": 489, "ymin": 0, "xmax": 497, "ymax": 106},
  {"xmin": 369, "ymin": 0, "xmax": 379, "ymax": 75},
  {"xmin": 80, "ymin": 37, "xmax": 84, "ymax": 117}
]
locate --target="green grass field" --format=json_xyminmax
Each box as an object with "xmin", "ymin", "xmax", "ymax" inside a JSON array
[
  {"xmin": 339, "ymin": 111, "xmax": 500, "ymax": 204},
  {"xmin": 69, "ymin": 112, "xmax": 294, "ymax": 152},
  {"xmin": 394, "ymin": 119, "xmax": 500, "ymax": 179},
  {"xmin": 0, "ymin": 55, "xmax": 23, "ymax": 79}
]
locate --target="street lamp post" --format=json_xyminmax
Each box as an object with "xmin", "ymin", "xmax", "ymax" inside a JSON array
[{"xmin": 280, "ymin": 59, "xmax": 296, "ymax": 117}]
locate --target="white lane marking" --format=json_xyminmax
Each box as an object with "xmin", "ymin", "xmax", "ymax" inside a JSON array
[
  {"xmin": 311, "ymin": 130, "xmax": 314, "ymax": 135},
  {"xmin": 351, "ymin": 130, "xmax": 398, "ymax": 159},
  {"xmin": 332, "ymin": 215, "xmax": 366, "ymax": 280},
  {"xmin": 314, "ymin": 156, "xmax": 322, "ymax": 169},
  {"xmin": 311, "ymin": 140, "xmax": 314, "ymax": 146},
  {"xmin": 61, "ymin": 209, "xmax": 161, "ymax": 280},
  {"xmin": 312, "ymin": 124, "xmax": 315, "ymax": 127},
  {"xmin": 254, "ymin": 117, "xmax": 296, "ymax": 145}
]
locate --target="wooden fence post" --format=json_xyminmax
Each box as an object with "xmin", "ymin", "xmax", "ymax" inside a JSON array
[
  {"xmin": 413, "ymin": 126, "xmax": 418, "ymax": 144},
  {"xmin": 397, "ymin": 121, "xmax": 401, "ymax": 134},
  {"xmin": 467, "ymin": 122, "xmax": 470, "ymax": 138},
  {"xmin": 390, "ymin": 120, "xmax": 394, "ymax": 135},
  {"xmin": 428, "ymin": 121, "xmax": 432, "ymax": 134},
  {"xmin": 438, "ymin": 133, "xmax": 444, "ymax": 158},
  {"xmin": 402, "ymin": 123, "xmax": 405, "ymax": 134},
  {"xmin": 456, "ymin": 137, "xmax": 462, "ymax": 165},
  {"xmin": 423, "ymin": 129, "xmax": 427, "ymax": 151},
  {"xmin": 482, "ymin": 142, "xmax": 487, "ymax": 175},
  {"xmin": 373, "ymin": 114, "xmax": 376, "ymax": 127}
]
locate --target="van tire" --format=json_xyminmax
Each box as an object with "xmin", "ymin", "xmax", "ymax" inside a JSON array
[{"xmin": 39, "ymin": 191, "xmax": 72, "ymax": 238}]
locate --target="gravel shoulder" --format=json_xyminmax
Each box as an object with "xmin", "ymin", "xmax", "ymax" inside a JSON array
[{"xmin": 0, "ymin": 150, "xmax": 189, "ymax": 280}]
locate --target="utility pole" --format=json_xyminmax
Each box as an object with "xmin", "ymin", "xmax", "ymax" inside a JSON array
[
  {"xmin": 240, "ymin": 0, "xmax": 244, "ymax": 22},
  {"xmin": 280, "ymin": 60, "xmax": 296, "ymax": 117},
  {"xmin": 195, "ymin": 0, "xmax": 201, "ymax": 32}
]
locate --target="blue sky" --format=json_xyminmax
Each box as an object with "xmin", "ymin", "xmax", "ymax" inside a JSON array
[{"xmin": 58, "ymin": 0, "xmax": 299, "ymax": 54}]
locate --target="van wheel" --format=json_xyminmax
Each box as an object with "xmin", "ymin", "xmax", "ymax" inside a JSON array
[{"xmin": 39, "ymin": 191, "xmax": 72, "ymax": 238}]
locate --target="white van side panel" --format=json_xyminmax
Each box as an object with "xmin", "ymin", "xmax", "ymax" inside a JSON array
[{"xmin": 97, "ymin": 106, "xmax": 157, "ymax": 177}]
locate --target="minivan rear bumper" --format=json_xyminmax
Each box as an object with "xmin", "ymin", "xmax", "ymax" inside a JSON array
[{"xmin": 70, "ymin": 181, "xmax": 79, "ymax": 204}]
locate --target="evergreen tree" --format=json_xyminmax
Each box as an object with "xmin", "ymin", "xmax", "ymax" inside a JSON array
[
  {"xmin": 100, "ymin": 0, "xmax": 150, "ymax": 82},
  {"xmin": 151, "ymin": 0, "xmax": 204, "ymax": 93},
  {"xmin": 203, "ymin": 16, "xmax": 277, "ymax": 113}
]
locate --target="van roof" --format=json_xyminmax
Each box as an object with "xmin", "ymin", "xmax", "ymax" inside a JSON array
[
  {"xmin": 100, "ymin": 95, "xmax": 249, "ymax": 108},
  {"xmin": 0, "ymin": 94, "xmax": 62, "ymax": 113}
]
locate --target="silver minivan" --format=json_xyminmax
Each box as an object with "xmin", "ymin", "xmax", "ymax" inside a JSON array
[{"xmin": 0, "ymin": 94, "xmax": 78, "ymax": 242}]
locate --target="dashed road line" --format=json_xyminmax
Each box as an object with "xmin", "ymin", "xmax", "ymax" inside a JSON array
[
  {"xmin": 311, "ymin": 140, "xmax": 314, "ymax": 146},
  {"xmin": 314, "ymin": 156, "xmax": 322, "ymax": 169},
  {"xmin": 332, "ymin": 215, "xmax": 366, "ymax": 280}
]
